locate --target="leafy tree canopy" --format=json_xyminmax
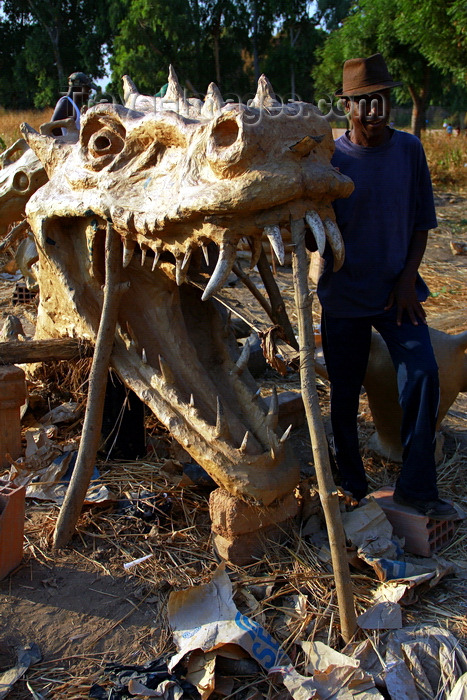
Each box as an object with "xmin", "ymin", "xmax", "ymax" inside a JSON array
[
  {"xmin": 312, "ymin": 0, "xmax": 467, "ymax": 137},
  {"xmin": 0, "ymin": 0, "xmax": 113, "ymax": 108}
]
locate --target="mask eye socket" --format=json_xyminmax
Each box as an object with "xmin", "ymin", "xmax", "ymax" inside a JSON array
[
  {"xmin": 81, "ymin": 115, "xmax": 126, "ymax": 170},
  {"xmin": 88, "ymin": 129, "xmax": 124, "ymax": 158}
]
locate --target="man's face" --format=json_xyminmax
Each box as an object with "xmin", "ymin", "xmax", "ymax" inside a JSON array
[{"xmin": 345, "ymin": 89, "xmax": 391, "ymax": 138}]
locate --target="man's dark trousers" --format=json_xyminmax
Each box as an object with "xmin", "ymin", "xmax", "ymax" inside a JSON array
[{"xmin": 321, "ymin": 307, "xmax": 440, "ymax": 502}]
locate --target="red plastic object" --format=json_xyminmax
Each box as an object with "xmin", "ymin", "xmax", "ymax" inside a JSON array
[
  {"xmin": 0, "ymin": 480, "xmax": 25, "ymax": 580},
  {"xmin": 370, "ymin": 486, "xmax": 457, "ymax": 557}
]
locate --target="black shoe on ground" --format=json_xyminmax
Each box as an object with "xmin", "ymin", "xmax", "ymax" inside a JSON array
[{"xmin": 393, "ymin": 489, "xmax": 459, "ymax": 521}]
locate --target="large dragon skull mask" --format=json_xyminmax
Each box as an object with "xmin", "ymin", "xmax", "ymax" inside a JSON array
[{"xmin": 22, "ymin": 69, "xmax": 353, "ymax": 506}]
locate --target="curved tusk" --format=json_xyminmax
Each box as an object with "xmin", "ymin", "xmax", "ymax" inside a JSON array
[
  {"xmin": 305, "ymin": 210, "xmax": 326, "ymax": 257},
  {"xmin": 202, "ymin": 240, "xmax": 237, "ymax": 301},
  {"xmin": 323, "ymin": 218, "xmax": 345, "ymax": 271},
  {"xmin": 264, "ymin": 225, "xmax": 285, "ymax": 266}
]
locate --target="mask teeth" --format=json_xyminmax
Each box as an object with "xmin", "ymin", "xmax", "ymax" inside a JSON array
[
  {"xmin": 151, "ymin": 244, "xmax": 162, "ymax": 270},
  {"xmin": 263, "ymin": 224, "xmax": 285, "ymax": 265},
  {"xmin": 181, "ymin": 246, "xmax": 193, "ymax": 272},
  {"xmin": 201, "ymin": 243, "xmax": 210, "ymax": 267},
  {"xmin": 215, "ymin": 397, "xmax": 231, "ymax": 440},
  {"xmin": 323, "ymin": 217, "xmax": 345, "ymax": 271},
  {"xmin": 122, "ymin": 239, "xmax": 136, "ymax": 268},
  {"xmin": 175, "ymin": 253, "xmax": 188, "ymax": 286},
  {"xmin": 305, "ymin": 210, "xmax": 326, "ymax": 256}
]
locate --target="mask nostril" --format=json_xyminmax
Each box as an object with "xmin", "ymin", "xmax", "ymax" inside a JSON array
[{"xmin": 211, "ymin": 119, "xmax": 239, "ymax": 148}]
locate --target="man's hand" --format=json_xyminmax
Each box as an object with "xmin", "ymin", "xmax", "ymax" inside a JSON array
[
  {"xmin": 385, "ymin": 229, "xmax": 429, "ymax": 325},
  {"xmin": 385, "ymin": 276, "xmax": 427, "ymax": 325}
]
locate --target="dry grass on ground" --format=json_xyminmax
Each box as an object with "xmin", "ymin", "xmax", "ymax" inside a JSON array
[
  {"xmin": 422, "ymin": 131, "xmax": 467, "ymax": 189},
  {"xmin": 0, "ymin": 108, "xmax": 54, "ymax": 148}
]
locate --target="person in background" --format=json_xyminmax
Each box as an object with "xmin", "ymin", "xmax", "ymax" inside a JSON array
[
  {"xmin": 317, "ymin": 53, "xmax": 458, "ymax": 521},
  {"xmin": 51, "ymin": 72, "xmax": 98, "ymax": 135}
]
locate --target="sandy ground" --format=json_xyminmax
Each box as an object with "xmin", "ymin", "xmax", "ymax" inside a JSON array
[{"xmin": 0, "ymin": 188, "xmax": 465, "ymax": 698}]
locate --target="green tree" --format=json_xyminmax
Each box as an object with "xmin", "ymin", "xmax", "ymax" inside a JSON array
[
  {"xmin": 0, "ymin": 0, "xmax": 113, "ymax": 108},
  {"xmin": 316, "ymin": 0, "xmax": 351, "ymax": 31},
  {"xmin": 109, "ymin": 0, "xmax": 251, "ymax": 99},
  {"xmin": 395, "ymin": 0, "xmax": 467, "ymax": 83},
  {"xmin": 312, "ymin": 0, "xmax": 454, "ymax": 137},
  {"xmin": 263, "ymin": 18, "xmax": 325, "ymax": 102}
]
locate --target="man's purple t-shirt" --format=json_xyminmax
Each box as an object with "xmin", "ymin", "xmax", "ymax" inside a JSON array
[{"xmin": 317, "ymin": 129, "xmax": 437, "ymax": 317}]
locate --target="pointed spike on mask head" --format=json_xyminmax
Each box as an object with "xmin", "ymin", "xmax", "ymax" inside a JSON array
[
  {"xmin": 122, "ymin": 75, "xmax": 140, "ymax": 107},
  {"xmin": 20, "ymin": 122, "xmax": 73, "ymax": 177},
  {"xmin": 280, "ymin": 424, "xmax": 292, "ymax": 443},
  {"xmin": 201, "ymin": 82, "xmax": 225, "ymax": 118},
  {"xmin": 165, "ymin": 64, "xmax": 185, "ymax": 102},
  {"xmin": 251, "ymin": 74, "xmax": 280, "ymax": 109}
]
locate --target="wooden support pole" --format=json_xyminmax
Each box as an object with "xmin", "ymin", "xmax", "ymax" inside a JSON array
[
  {"xmin": 256, "ymin": 249, "xmax": 299, "ymax": 351},
  {"xmin": 232, "ymin": 263, "xmax": 273, "ymax": 319},
  {"xmin": 290, "ymin": 217, "xmax": 357, "ymax": 644},
  {"xmin": 53, "ymin": 223, "xmax": 127, "ymax": 549}
]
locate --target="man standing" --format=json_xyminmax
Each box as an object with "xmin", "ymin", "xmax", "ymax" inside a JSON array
[
  {"xmin": 318, "ymin": 53, "xmax": 457, "ymax": 520},
  {"xmin": 51, "ymin": 72, "xmax": 98, "ymax": 135}
]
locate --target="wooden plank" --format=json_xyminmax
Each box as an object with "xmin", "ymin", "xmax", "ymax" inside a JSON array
[{"xmin": 0, "ymin": 338, "xmax": 93, "ymax": 365}]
